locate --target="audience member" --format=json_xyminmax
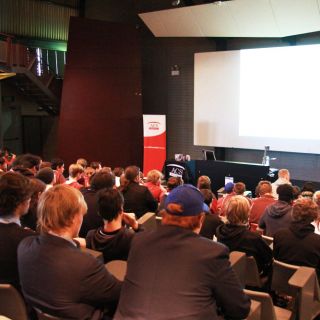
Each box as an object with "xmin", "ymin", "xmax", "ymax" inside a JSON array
[
  {"xmin": 249, "ymin": 181, "xmax": 276, "ymax": 225},
  {"xmin": 272, "ymin": 169, "xmax": 291, "ymax": 199},
  {"xmin": 273, "ymin": 198, "xmax": 320, "ymax": 275},
  {"xmin": 90, "ymin": 161, "xmax": 102, "ymax": 172},
  {"xmin": 12, "ymin": 153, "xmax": 41, "ymax": 176},
  {"xmin": 76, "ymin": 158, "xmax": 88, "ymax": 169},
  {"xmin": 199, "ymin": 188, "xmax": 224, "ymax": 240},
  {"xmin": 51, "ymin": 158, "xmax": 66, "ymax": 185},
  {"xmin": 80, "ymin": 170, "xmax": 115, "ymax": 237},
  {"xmin": 259, "ymin": 184, "xmax": 293, "ymax": 236},
  {"xmin": 66, "ymin": 163, "xmax": 84, "ymax": 190},
  {"xmin": 20, "ymin": 178, "xmax": 46, "ymax": 231},
  {"xmin": 0, "ymin": 172, "xmax": 33, "ymax": 290},
  {"xmin": 197, "ymin": 175, "xmax": 218, "ymax": 214},
  {"xmin": 300, "ymin": 181, "xmax": 316, "ymax": 199},
  {"xmin": 39, "ymin": 161, "xmax": 52, "ymax": 169},
  {"xmin": 144, "ymin": 169, "xmax": 166, "ymax": 202},
  {"xmin": 121, "ymin": 165, "xmax": 158, "ymax": 218},
  {"xmin": 216, "ymin": 195, "xmax": 273, "ymax": 277},
  {"xmin": 86, "ymin": 188, "xmax": 142, "ymax": 263},
  {"xmin": 158, "ymin": 176, "xmax": 182, "ymax": 211},
  {"xmin": 18, "ymin": 185, "xmax": 121, "ymax": 319},
  {"xmin": 217, "ymin": 182, "xmax": 235, "ymax": 216},
  {"xmin": 115, "ymin": 185, "xmax": 250, "ymax": 319},
  {"xmin": 292, "ymin": 185, "xmax": 301, "ymax": 201},
  {"xmin": 1, "ymin": 147, "xmax": 16, "ymax": 169},
  {"xmin": 0, "ymin": 157, "xmax": 7, "ymax": 172},
  {"xmin": 113, "ymin": 167, "xmax": 124, "ymax": 187},
  {"xmin": 35, "ymin": 167, "xmax": 55, "ymax": 191}
]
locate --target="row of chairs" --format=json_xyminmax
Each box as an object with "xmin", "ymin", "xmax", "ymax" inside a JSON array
[{"xmin": 230, "ymin": 251, "xmax": 320, "ymax": 320}]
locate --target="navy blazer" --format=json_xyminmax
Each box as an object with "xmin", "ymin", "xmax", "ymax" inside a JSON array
[
  {"xmin": 115, "ymin": 225, "xmax": 250, "ymax": 320},
  {"xmin": 18, "ymin": 233, "xmax": 121, "ymax": 320}
]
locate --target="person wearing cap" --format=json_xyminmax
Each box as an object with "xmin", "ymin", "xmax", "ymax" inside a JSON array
[
  {"xmin": 259, "ymin": 184, "xmax": 294, "ymax": 237},
  {"xmin": 115, "ymin": 184, "xmax": 250, "ymax": 320},
  {"xmin": 217, "ymin": 181, "xmax": 235, "ymax": 216}
]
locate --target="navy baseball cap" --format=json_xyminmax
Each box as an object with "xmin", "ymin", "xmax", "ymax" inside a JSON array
[{"xmin": 165, "ymin": 184, "xmax": 206, "ymax": 216}]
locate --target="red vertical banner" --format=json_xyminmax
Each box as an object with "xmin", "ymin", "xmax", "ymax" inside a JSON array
[{"xmin": 143, "ymin": 115, "xmax": 166, "ymax": 175}]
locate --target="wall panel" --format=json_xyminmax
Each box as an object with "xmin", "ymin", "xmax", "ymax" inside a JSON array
[{"xmin": 57, "ymin": 17, "xmax": 142, "ymax": 168}]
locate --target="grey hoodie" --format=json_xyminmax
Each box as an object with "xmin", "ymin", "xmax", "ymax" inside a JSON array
[{"xmin": 258, "ymin": 200, "xmax": 292, "ymax": 237}]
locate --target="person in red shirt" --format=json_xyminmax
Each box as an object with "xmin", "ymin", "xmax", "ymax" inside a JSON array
[{"xmin": 249, "ymin": 181, "xmax": 276, "ymax": 225}]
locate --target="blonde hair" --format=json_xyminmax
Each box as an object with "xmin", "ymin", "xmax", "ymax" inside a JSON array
[
  {"xmin": 146, "ymin": 169, "xmax": 162, "ymax": 184},
  {"xmin": 225, "ymin": 195, "xmax": 250, "ymax": 225},
  {"xmin": 69, "ymin": 163, "xmax": 84, "ymax": 178},
  {"xmin": 37, "ymin": 185, "xmax": 87, "ymax": 233}
]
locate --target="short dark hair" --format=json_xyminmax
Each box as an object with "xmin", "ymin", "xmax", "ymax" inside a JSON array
[
  {"xmin": 113, "ymin": 167, "xmax": 124, "ymax": 177},
  {"xmin": 277, "ymin": 184, "xmax": 294, "ymax": 203},
  {"xmin": 51, "ymin": 158, "xmax": 64, "ymax": 170},
  {"xmin": 124, "ymin": 165, "xmax": 139, "ymax": 182},
  {"xmin": 36, "ymin": 167, "xmax": 54, "ymax": 185},
  {"xmin": 13, "ymin": 153, "xmax": 41, "ymax": 170},
  {"xmin": 0, "ymin": 172, "xmax": 32, "ymax": 217},
  {"xmin": 234, "ymin": 182, "xmax": 246, "ymax": 195},
  {"xmin": 90, "ymin": 162, "xmax": 101, "ymax": 170},
  {"xmin": 167, "ymin": 177, "xmax": 182, "ymax": 191},
  {"xmin": 90, "ymin": 171, "xmax": 115, "ymax": 190},
  {"xmin": 98, "ymin": 188, "xmax": 124, "ymax": 222}
]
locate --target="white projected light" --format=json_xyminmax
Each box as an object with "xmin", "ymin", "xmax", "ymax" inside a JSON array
[
  {"xmin": 239, "ymin": 45, "xmax": 320, "ymax": 140},
  {"xmin": 194, "ymin": 44, "xmax": 320, "ymax": 154}
]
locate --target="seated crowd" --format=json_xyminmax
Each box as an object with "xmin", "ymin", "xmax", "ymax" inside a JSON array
[{"xmin": 0, "ymin": 150, "xmax": 320, "ymax": 319}]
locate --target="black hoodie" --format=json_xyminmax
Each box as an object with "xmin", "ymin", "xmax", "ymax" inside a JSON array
[
  {"xmin": 274, "ymin": 221, "xmax": 320, "ymax": 273},
  {"xmin": 86, "ymin": 226, "xmax": 143, "ymax": 263},
  {"xmin": 216, "ymin": 224, "xmax": 273, "ymax": 276}
]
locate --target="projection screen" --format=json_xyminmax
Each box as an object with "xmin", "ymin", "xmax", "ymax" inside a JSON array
[{"xmin": 194, "ymin": 44, "xmax": 320, "ymax": 154}]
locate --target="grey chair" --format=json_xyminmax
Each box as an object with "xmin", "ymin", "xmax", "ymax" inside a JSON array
[
  {"xmin": 272, "ymin": 260, "xmax": 320, "ymax": 320},
  {"xmin": 245, "ymin": 256, "xmax": 268, "ymax": 288},
  {"xmin": 244, "ymin": 289, "xmax": 292, "ymax": 320},
  {"xmin": 80, "ymin": 246, "xmax": 103, "ymax": 263},
  {"xmin": 137, "ymin": 212, "xmax": 157, "ymax": 231},
  {"xmin": 105, "ymin": 260, "xmax": 127, "ymax": 281},
  {"xmin": 261, "ymin": 235, "xmax": 273, "ymax": 249},
  {"xmin": 34, "ymin": 307, "xmax": 61, "ymax": 320},
  {"xmin": 229, "ymin": 251, "xmax": 246, "ymax": 286},
  {"xmin": 0, "ymin": 284, "xmax": 28, "ymax": 320}
]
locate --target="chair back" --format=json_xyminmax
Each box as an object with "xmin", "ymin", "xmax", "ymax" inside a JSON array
[
  {"xmin": 137, "ymin": 212, "xmax": 157, "ymax": 231},
  {"xmin": 105, "ymin": 260, "xmax": 127, "ymax": 281},
  {"xmin": 288, "ymin": 266, "xmax": 320, "ymax": 320},
  {"xmin": 245, "ymin": 256, "xmax": 264, "ymax": 288},
  {"xmin": 34, "ymin": 307, "xmax": 61, "ymax": 320},
  {"xmin": 261, "ymin": 235, "xmax": 273, "ymax": 249},
  {"xmin": 80, "ymin": 247, "xmax": 103, "ymax": 262},
  {"xmin": 244, "ymin": 289, "xmax": 292, "ymax": 320},
  {"xmin": 271, "ymin": 260, "xmax": 300, "ymax": 297},
  {"xmin": 229, "ymin": 251, "xmax": 246, "ymax": 286},
  {"xmin": 0, "ymin": 284, "xmax": 28, "ymax": 320}
]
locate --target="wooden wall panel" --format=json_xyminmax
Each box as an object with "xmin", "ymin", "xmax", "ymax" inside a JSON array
[{"xmin": 57, "ymin": 17, "xmax": 142, "ymax": 168}]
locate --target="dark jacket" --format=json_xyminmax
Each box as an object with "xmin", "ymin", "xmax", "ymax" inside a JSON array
[
  {"xmin": 122, "ymin": 182, "xmax": 158, "ymax": 218},
  {"xmin": 258, "ymin": 200, "xmax": 292, "ymax": 236},
  {"xmin": 0, "ymin": 223, "xmax": 35, "ymax": 290},
  {"xmin": 273, "ymin": 221, "xmax": 320, "ymax": 274},
  {"xmin": 79, "ymin": 188, "xmax": 104, "ymax": 237},
  {"xmin": 115, "ymin": 225, "xmax": 250, "ymax": 320},
  {"xmin": 18, "ymin": 234, "xmax": 121, "ymax": 320},
  {"xmin": 200, "ymin": 214, "xmax": 224, "ymax": 240},
  {"xmin": 216, "ymin": 224, "xmax": 273, "ymax": 276},
  {"xmin": 86, "ymin": 226, "xmax": 143, "ymax": 263}
]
